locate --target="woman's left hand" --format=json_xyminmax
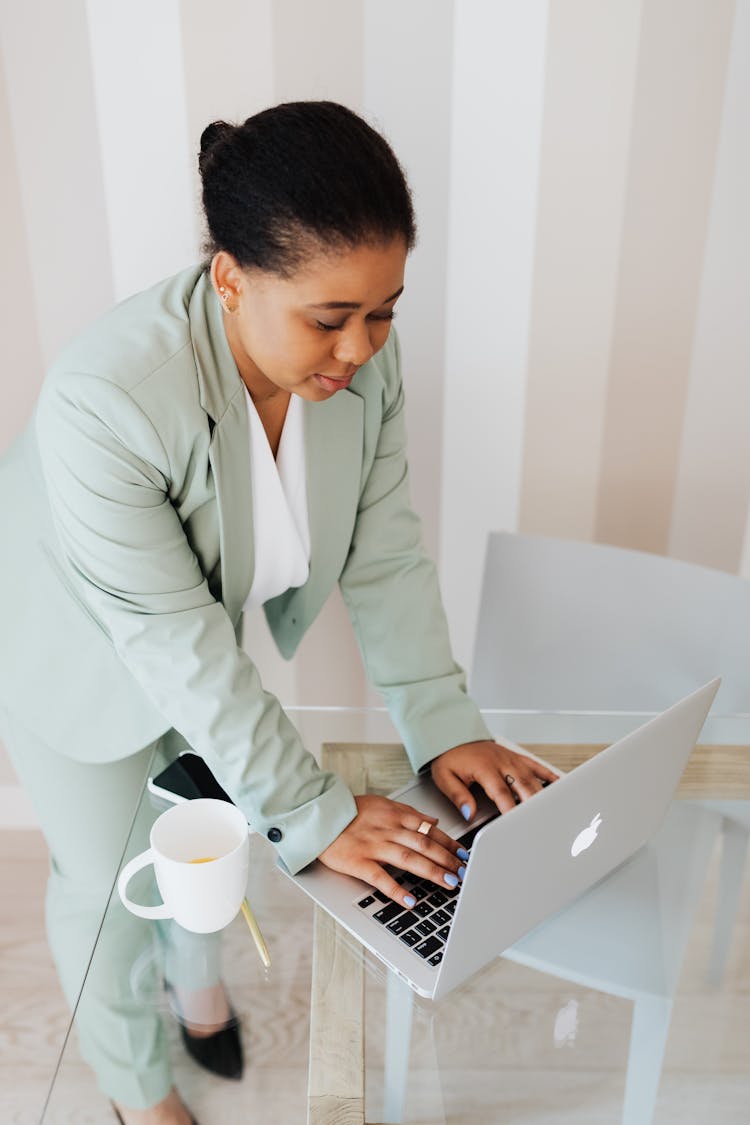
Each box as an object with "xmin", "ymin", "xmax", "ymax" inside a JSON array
[{"xmin": 431, "ymin": 740, "xmax": 559, "ymax": 821}]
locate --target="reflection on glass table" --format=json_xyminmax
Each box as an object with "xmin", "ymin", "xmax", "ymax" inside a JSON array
[{"xmin": 41, "ymin": 707, "xmax": 750, "ymax": 1125}]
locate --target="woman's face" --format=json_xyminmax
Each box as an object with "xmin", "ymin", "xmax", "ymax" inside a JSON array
[{"xmin": 211, "ymin": 238, "xmax": 407, "ymax": 402}]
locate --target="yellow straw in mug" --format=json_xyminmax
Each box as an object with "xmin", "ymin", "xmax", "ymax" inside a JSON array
[{"xmin": 241, "ymin": 898, "xmax": 271, "ymax": 968}]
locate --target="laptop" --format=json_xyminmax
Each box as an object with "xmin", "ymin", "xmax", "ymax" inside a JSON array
[{"xmin": 281, "ymin": 679, "xmax": 720, "ymax": 1000}]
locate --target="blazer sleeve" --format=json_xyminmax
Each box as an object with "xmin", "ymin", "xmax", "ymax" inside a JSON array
[
  {"xmin": 35, "ymin": 372, "xmax": 357, "ymax": 874},
  {"xmin": 339, "ymin": 335, "xmax": 493, "ymax": 773}
]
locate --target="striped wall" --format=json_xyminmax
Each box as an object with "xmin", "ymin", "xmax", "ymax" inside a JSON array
[{"xmin": 1, "ymin": 0, "xmax": 748, "ymax": 717}]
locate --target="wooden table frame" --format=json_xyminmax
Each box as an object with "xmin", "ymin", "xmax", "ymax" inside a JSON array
[{"xmin": 306, "ymin": 741, "xmax": 750, "ymax": 1124}]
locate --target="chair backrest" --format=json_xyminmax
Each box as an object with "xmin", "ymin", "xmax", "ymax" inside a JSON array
[{"xmin": 470, "ymin": 532, "xmax": 750, "ymax": 712}]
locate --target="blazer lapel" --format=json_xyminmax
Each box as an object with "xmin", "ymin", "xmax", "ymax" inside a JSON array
[
  {"xmin": 190, "ymin": 272, "xmax": 254, "ymax": 623},
  {"xmin": 209, "ymin": 390, "xmax": 254, "ymax": 625},
  {"xmin": 265, "ymin": 388, "xmax": 364, "ymax": 653}
]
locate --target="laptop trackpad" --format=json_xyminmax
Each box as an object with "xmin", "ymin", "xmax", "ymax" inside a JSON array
[{"xmin": 390, "ymin": 776, "xmax": 499, "ymax": 839}]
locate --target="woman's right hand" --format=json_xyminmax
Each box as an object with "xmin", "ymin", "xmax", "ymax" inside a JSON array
[{"xmin": 317, "ymin": 794, "xmax": 468, "ymax": 907}]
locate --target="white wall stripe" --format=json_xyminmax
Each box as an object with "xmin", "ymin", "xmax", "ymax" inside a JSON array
[
  {"xmin": 85, "ymin": 0, "xmax": 199, "ymax": 301},
  {"xmin": 440, "ymin": 0, "xmax": 549, "ymax": 669},
  {"xmin": 363, "ymin": 0, "xmax": 454, "ymax": 562}
]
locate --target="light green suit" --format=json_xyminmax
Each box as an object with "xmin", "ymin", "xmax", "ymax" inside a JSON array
[
  {"xmin": 1, "ymin": 265, "xmax": 490, "ymax": 877},
  {"xmin": 1, "ymin": 264, "xmax": 493, "ymax": 1106}
]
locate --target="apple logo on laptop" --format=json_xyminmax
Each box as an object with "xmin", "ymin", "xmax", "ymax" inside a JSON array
[{"xmin": 571, "ymin": 813, "xmax": 602, "ymax": 857}]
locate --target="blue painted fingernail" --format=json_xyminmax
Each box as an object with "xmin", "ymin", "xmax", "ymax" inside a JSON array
[
  {"xmin": 458, "ymin": 865, "xmax": 466, "ymax": 880},
  {"xmin": 461, "ymin": 803, "xmax": 472, "ymax": 821},
  {"xmin": 444, "ymin": 872, "xmax": 459, "ymax": 887},
  {"xmin": 404, "ymin": 894, "xmax": 416, "ymax": 908},
  {"xmin": 457, "ymin": 847, "xmax": 470, "ymax": 861}
]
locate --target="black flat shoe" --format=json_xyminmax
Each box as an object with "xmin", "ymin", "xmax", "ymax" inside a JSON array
[
  {"xmin": 164, "ymin": 980, "xmax": 244, "ymax": 1081},
  {"xmin": 111, "ymin": 1102, "xmax": 200, "ymax": 1124},
  {"xmin": 179, "ymin": 1013, "xmax": 244, "ymax": 1080}
]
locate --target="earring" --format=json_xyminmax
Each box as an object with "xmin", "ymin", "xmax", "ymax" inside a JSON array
[{"xmin": 218, "ymin": 286, "xmax": 236, "ymax": 314}]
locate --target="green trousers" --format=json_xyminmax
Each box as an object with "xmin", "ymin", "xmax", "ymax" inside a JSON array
[{"xmin": 1, "ymin": 708, "xmax": 221, "ymax": 1109}]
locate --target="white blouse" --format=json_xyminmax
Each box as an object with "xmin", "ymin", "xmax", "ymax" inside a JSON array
[{"xmin": 242, "ymin": 388, "xmax": 311, "ymax": 611}]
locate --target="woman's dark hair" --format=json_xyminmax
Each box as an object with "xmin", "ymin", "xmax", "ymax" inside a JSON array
[{"xmin": 198, "ymin": 101, "xmax": 416, "ymax": 276}]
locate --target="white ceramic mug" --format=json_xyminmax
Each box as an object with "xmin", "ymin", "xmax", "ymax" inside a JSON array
[{"xmin": 117, "ymin": 798, "xmax": 249, "ymax": 933}]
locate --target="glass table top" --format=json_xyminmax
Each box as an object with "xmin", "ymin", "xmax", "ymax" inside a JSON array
[{"xmin": 40, "ymin": 707, "xmax": 750, "ymax": 1124}]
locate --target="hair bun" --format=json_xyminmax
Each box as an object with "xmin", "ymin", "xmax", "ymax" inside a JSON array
[{"xmin": 199, "ymin": 121, "xmax": 234, "ymax": 158}]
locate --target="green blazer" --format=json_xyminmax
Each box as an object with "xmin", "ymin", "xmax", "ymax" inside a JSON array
[{"xmin": 0, "ymin": 266, "xmax": 491, "ymax": 872}]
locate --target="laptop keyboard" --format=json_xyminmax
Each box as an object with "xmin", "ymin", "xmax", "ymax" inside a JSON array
[{"xmin": 355, "ymin": 822, "xmax": 483, "ymax": 968}]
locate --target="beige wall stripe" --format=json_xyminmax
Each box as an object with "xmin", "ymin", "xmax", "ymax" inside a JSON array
[
  {"xmin": 519, "ymin": 0, "xmax": 643, "ymax": 541},
  {"xmin": 272, "ymin": 0, "xmax": 364, "ymax": 109},
  {"xmin": 668, "ymin": 0, "xmax": 750, "ymax": 574},
  {"xmin": 0, "ymin": 0, "xmax": 113, "ymax": 368},
  {"xmin": 180, "ymin": 0, "xmax": 275, "ymax": 225},
  {"xmin": 594, "ymin": 0, "xmax": 736, "ymax": 554}
]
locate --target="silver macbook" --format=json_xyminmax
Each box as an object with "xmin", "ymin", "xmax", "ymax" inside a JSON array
[{"xmin": 282, "ymin": 679, "xmax": 720, "ymax": 1000}]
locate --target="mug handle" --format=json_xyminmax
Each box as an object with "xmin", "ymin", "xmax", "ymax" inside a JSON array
[{"xmin": 117, "ymin": 849, "xmax": 173, "ymax": 920}]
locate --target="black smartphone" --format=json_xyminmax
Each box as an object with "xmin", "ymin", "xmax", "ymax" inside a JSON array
[{"xmin": 148, "ymin": 751, "xmax": 235, "ymax": 806}]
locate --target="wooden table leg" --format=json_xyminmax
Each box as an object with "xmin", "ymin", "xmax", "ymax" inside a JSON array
[{"xmin": 307, "ymin": 907, "xmax": 365, "ymax": 1125}]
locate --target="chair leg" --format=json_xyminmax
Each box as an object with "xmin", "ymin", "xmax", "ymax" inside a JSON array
[
  {"xmin": 621, "ymin": 994, "xmax": 672, "ymax": 1125},
  {"xmin": 709, "ymin": 817, "xmax": 749, "ymax": 985},
  {"xmin": 381, "ymin": 970, "xmax": 415, "ymax": 1124}
]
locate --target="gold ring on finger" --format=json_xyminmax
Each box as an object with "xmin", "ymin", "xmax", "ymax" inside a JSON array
[{"xmin": 417, "ymin": 820, "xmax": 433, "ymax": 836}]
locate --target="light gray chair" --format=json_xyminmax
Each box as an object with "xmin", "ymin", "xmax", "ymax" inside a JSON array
[
  {"xmin": 471, "ymin": 531, "xmax": 750, "ymax": 716},
  {"xmin": 469, "ymin": 530, "xmax": 750, "ymax": 1123}
]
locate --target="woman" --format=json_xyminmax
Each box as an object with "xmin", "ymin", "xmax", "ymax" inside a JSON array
[{"xmin": 0, "ymin": 102, "xmax": 556, "ymax": 1123}]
